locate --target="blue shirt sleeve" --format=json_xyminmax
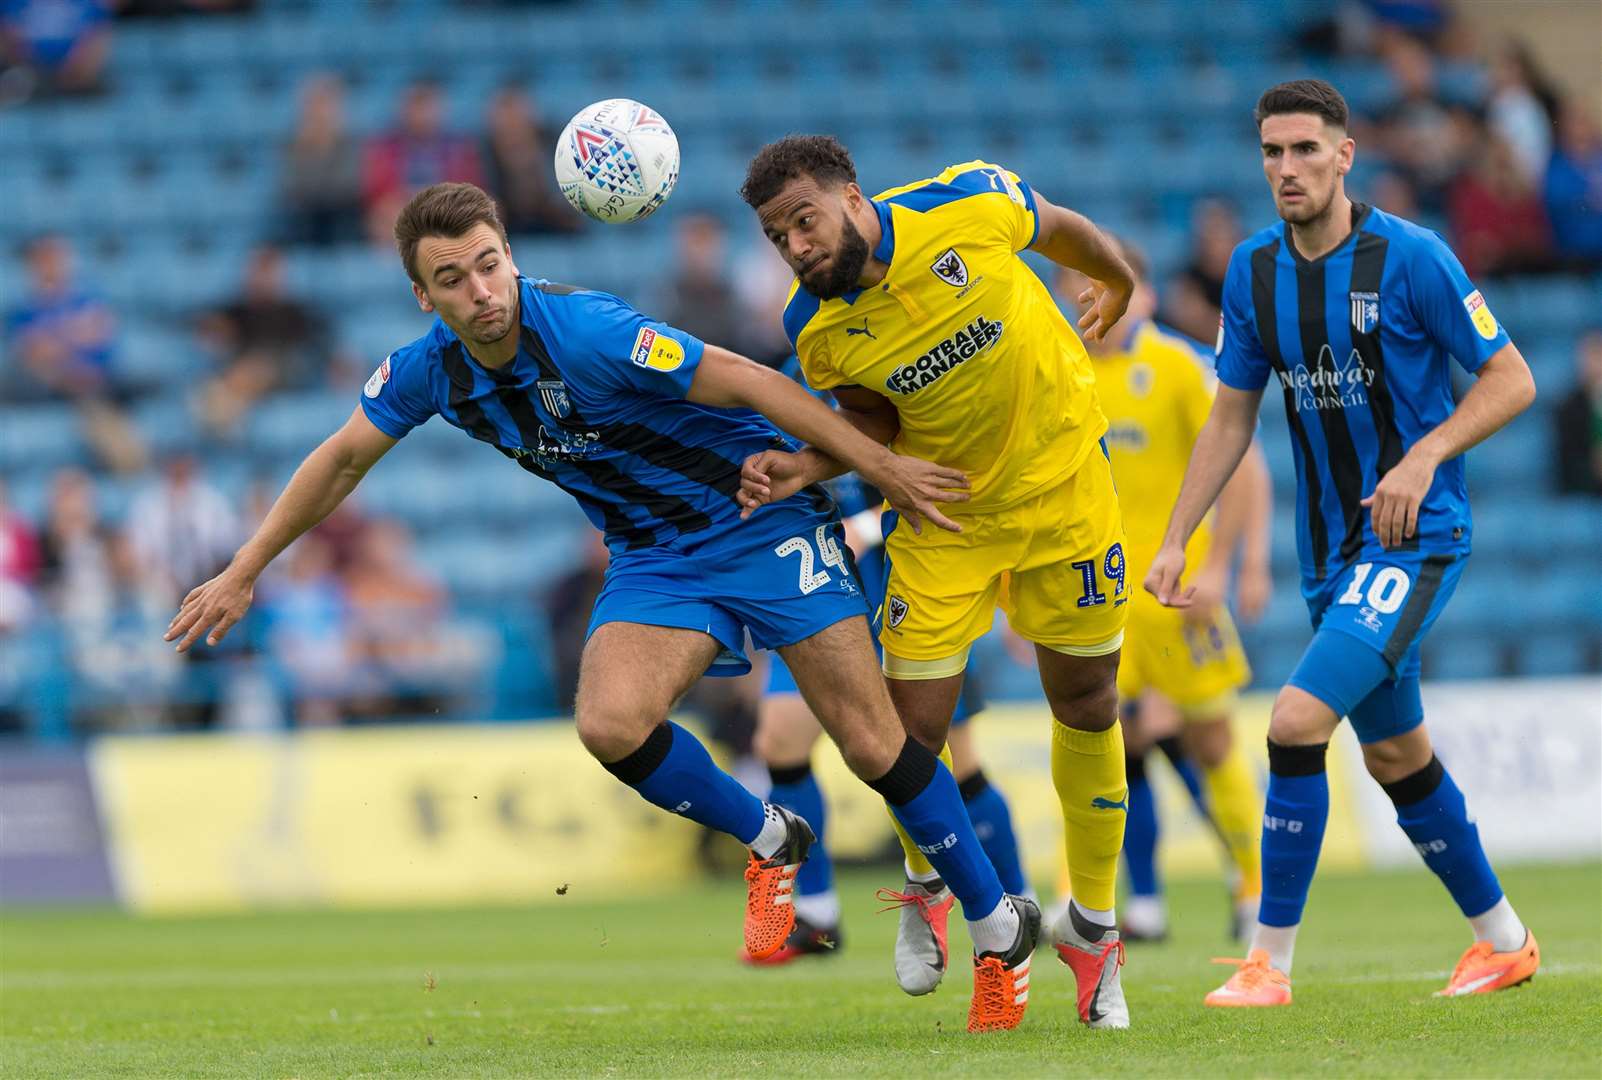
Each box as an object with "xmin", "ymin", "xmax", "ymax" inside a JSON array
[
  {"xmin": 358, "ymin": 344, "xmax": 435, "ymax": 439},
  {"xmin": 1214, "ymin": 246, "xmax": 1271, "ymax": 391},
  {"xmin": 545, "ymin": 290, "xmax": 706, "ymax": 400},
  {"xmin": 1406, "ymin": 232, "xmax": 1511, "ymax": 374}
]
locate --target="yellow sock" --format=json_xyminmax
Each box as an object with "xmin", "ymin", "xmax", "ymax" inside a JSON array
[
  {"xmin": 889, "ymin": 744, "xmax": 955, "ymax": 878},
  {"xmin": 1051, "ymin": 721, "xmax": 1125, "ymax": 912},
  {"xmin": 1203, "ymin": 743, "xmax": 1262, "ymax": 898}
]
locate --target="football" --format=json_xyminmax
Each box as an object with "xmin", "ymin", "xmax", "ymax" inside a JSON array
[{"xmin": 554, "ymin": 98, "xmax": 680, "ymax": 224}]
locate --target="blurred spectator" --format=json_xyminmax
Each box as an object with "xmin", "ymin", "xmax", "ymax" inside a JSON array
[
  {"xmin": 36, "ymin": 468, "xmax": 110, "ymax": 623},
  {"xmin": 280, "ymin": 73, "xmax": 364, "ymax": 247},
  {"xmin": 733, "ymin": 232, "xmax": 798, "ymax": 367},
  {"xmin": 1544, "ymin": 102, "xmax": 1602, "ymax": 270},
  {"xmin": 1161, "ymin": 198, "xmax": 1240, "ymax": 345},
  {"xmin": 260, "ymin": 534, "xmax": 351, "ymax": 727},
  {"xmin": 543, "ymin": 530, "xmax": 608, "ymax": 710},
  {"xmin": 362, "ymin": 79, "xmax": 484, "ymax": 244},
  {"xmin": 4, "ymin": 234, "xmax": 147, "ymax": 472},
  {"xmin": 1554, "ymin": 329, "xmax": 1602, "ymax": 498},
  {"xmin": 1370, "ymin": 169, "xmax": 1421, "ymax": 219},
  {"xmin": 64, "ymin": 531, "xmax": 184, "ymax": 732},
  {"xmin": 124, "ymin": 455, "xmax": 239, "ymax": 604},
  {"xmin": 1486, "ymin": 42, "xmax": 1559, "ymax": 185},
  {"xmin": 482, "ymin": 84, "xmax": 580, "ymax": 236},
  {"xmin": 1447, "ymin": 129, "xmax": 1554, "ymax": 278},
  {"xmin": 0, "ymin": 479, "xmax": 41, "ymax": 633},
  {"xmin": 1371, "ymin": 35, "xmax": 1470, "ymax": 211},
  {"xmin": 194, "ymin": 245, "xmax": 334, "ymax": 436},
  {"xmin": 661, "ymin": 212, "xmax": 740, "ymax": 346},
  {"xmin": 0, "ymin": 0, "xmax": 110, "ymax": 104}
]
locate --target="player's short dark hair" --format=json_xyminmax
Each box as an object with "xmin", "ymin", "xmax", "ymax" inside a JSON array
[
  {"xmin": 740, "ymin": 135, "xmax": 858, "ymax": 209},
  {"xmin": 393, "ymin": 182, "xmax": 508, "ymax": 284},
  {"xmin": 1254, "ymin": 78, "xmax": 1350, "ymax": 131}
]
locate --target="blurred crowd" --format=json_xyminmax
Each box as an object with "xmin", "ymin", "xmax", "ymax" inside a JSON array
[{"xmin": 3, "ymin": 0, "xmax": 1599, "ymax": 738}]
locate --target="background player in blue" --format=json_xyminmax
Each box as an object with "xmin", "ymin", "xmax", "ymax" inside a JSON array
[
  {"xmin": 748, "ymin": 360, "xmax": 1029, "ymax": 973},
  {"xmin": 164, "ymin": 183, "xmax": 1038, "ymax": 1029},
  {"xmin": 1145, "ymin": 81, "xmax": 1540, "ymax": 1006}
]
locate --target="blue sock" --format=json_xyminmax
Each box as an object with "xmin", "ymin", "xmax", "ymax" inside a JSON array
[
  {"xmin": 1122, "ymin": 753, "xmax": 1161, "ymax": 898},
  {"xmin": 1383, "ymin": 755, "xmax": 1504, "ymax": 918},
  {"xmin": 959, "ymin": 769, "xmax": 1028, "ymax": 896},
  {"xmin": 602, "ymin": 722, "xmax": 764, "ymax": 844},
  {"xmin": 869, "ymin": 739, "xmax": 1004, "ymax": 918},
  {"xmin": 1157, "ymin": 735, "xmax": 1208, "ymax": 816},
  {"xmin": 1258, "ymin": 740, "xmax": 1330, "ymax": 927},
  {"xmin": 768, "ymin": 761, "xmax": 833, "ymax": 897}
]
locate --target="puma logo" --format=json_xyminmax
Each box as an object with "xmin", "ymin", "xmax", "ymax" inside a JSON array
[
  {"xmin": 845, "ymin": 318, "xmax": 876, "ymax": 339},
  {"xmin": 1091, "ymin": 796, "xmax": 1128, "ymax": 813}
]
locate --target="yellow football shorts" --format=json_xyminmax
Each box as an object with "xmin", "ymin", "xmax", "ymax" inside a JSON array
[
  {"xmin": 1116, "ymin": 586, "xmax": 1251, "ymax": 716},
  {"xmin": 878, "ymin": 445, "xmax": 1128, "ymax": 675}
]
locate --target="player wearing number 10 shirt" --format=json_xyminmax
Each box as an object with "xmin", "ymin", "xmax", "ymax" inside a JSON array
[
  {"xmin": 1146, "ymin": 80, "xmax": 1541, "ymax": 1008},
  {"xmin": 163, "ymin": 183, "xmax": 1026, "ymax": 1030}
]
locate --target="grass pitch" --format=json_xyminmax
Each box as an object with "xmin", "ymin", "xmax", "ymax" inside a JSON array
[{"xmin": 3, "ymin": 862, "xmax": 1598, "ymax": 1078}]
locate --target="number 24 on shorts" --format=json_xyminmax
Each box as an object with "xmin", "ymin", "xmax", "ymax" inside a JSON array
[
  {"xmin": 1072, "ymin": 543, "xmax": 1126, "ymax": 609},
  {"xmin": 775, "ymin": 526, "xmax": 848, "ymax": 595}
]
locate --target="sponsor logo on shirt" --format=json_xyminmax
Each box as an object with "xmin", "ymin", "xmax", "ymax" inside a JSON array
[
  {"xmin": 1462, "ymin": 289, "xmax": 1498, "ymax": 341},
  {"xmin": 512, "ymin": 425, "xmax": 600, "ymax": 465},
  {"xmin": 631, "ymin": 327, "xmax": 685, "ymax": 371},
  {"xmin": 884, "ymin": 316, "xmax": 1004, "ymax": 394},
  {"xmin": 363, "ymin": 356, "xmax": 391, "ymax": 398},
  {"xmin": 1277, "ymin": 345, "xmax": 1376, "ymax": 413}
]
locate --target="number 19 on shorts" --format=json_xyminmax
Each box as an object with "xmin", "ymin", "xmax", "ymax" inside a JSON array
[{"xmin": 1072, "ymin": 543, "xmax": 1126, "ymax": 609}]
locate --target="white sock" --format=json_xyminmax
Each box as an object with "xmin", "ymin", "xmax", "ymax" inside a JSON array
[
  {"xmin": 793, "ymin": 890, "xmax": 841, "ymax": 927},
  {"xmin": 967, "ymin": 896, "xmax": 1021, "ymax": 955},
  {"xmin": 1252, "ymin": 922, "xmax": 1299, "ymax": 975},
  {"xmin": 1469, "ymin": 896, "xmax": 1527, "ymax": 953},
  {"xmin": 1123, "ymin": 894, "xmax": 1165, "ymax": 934},
  {"xmin": 749, "ymin": 804, "xmax": 789, "ymax": 860},
  {"xmin": 904, "ymin": 861, "xmax": 942, "ymax": 888},
  {"xmin": 1071, "ymin": 898, "xmax": 1116, "ymax": 931}
]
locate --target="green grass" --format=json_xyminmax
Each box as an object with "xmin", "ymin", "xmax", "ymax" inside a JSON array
[{"xmin": 3, "ymin": 862, "xmax": 1599, "ymax": 1078}]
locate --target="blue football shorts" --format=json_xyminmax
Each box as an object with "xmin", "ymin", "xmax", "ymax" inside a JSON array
[
  {"xmin": 587, "ymin": 500, "xmax": 870, "ymax": 677},
  {"xmin": 1287, "ymin": 550, "xmax": 1464, "ymax": 743}
]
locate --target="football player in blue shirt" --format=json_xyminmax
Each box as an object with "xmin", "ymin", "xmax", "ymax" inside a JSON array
[
  {"xmin": 1146, "ymin": 81, "xmax": 1540, "ymax": 1006},
  {"xmin": 165, "ymin": 182, "xmax": 1036, "ymax": 1030}
]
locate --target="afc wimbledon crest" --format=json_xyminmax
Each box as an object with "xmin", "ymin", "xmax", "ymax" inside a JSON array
[
  {"xmin": 886, "ymin": 594, "xmax": 910, "ymax": 629},
  {"xmin": 537, "ymin": 379, "xmax": 572, "ymax": 419},
  {"xmin": 930, "ymin": 247, "xmax": 968, "ymax": 287},
  {"xmin": 1350, "ymin": 291, "xmax": 1380, "ymax": 335}
]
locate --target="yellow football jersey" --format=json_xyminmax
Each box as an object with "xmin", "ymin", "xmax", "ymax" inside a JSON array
[
  {"xmin": 784, "ymin": 160, "xmax": 1106, "ymax": 514},
  {"xmin": 1093, "ymin": 320, "xmax": 1217, "ymax": 569}
]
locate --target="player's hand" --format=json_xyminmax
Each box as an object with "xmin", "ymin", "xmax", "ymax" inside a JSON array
[
  {"xmin": 1234, "ymin": 557, "xmax": 1273, "ymax": 625},
  {"xmin": 165, "ymin": 566, "xmax": 255, "ymax": 652},
  {"xmin": 1362, "ymin": 448, "xmax": 1438, "ymax": 550},
  {"xmin": 738, "ymin": 449, "xmax": 817, "ymax": 519},
  {"xmin": 1184, "ymin": 562, "xmax": 1228, "ymax": 624},
  {"xmin": 1075, "ymin": 278, "xmax": 1133, "ymax": 344},
  {"xmin": 1143, "ymin": 543, "xmax": 1193, "ymax": 608},
  {"xmin": 869, "ymin": 452, "xmax": 970, "ymax": 535}
]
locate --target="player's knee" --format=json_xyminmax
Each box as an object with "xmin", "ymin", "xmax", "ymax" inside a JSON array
[
  {"xmin": 1360, "ymin": 729, "xmax": 1433, "ymax": 784},
  {"xmin": 753, "ymin": 712, "xmax": 814, "ymax": 767},
  {"xmin": 1268, "ymin": 685, "xmax": 1339, "ymax": 746},
  {"xmin": 1183, "ymin": 717, "xmax": 1233, "ymax": 769},
  {"xmin": 1046, "ymin": 676, "xmax": 1119, "ymax": 733},
  {"xmin": 831, "ymin": 721, "xmax": 901, "ymax": 781},
  {"xmin": 574, "ymin": 698, "xmax": 662, "ymax": 763}
]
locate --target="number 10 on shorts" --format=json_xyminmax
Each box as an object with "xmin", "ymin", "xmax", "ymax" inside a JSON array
[{"xmin": 775, "ymin": 526, "xmax": 848, "ymax": 595}]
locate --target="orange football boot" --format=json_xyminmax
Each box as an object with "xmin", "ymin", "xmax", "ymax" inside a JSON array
[
  {"xmin": 742, "ymin": 807, "xmax": 813, "ymax": 961},
  {"xmin": 1437, "ymin": 932, "xmax": 1539, "ymax": 997},
  {"xmin": 1204, "ymin": 948, "xmax": 1293, "ymax": 1007},
  {"xmin": 967, "ymin": 896, "xmax": 1042, "ymax": 1033}
]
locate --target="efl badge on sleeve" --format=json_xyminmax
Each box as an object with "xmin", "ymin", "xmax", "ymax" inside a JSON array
[
  {"xmin": 1350, "ymin": 291, "xmax": 1380, "ymax": 335},
  {"xmin": 1462, "ymin": 290, "xmax": 1498, "ymax": 341},
  {"xmin": 363, "ymin": 356, "xmax": 391, "ymax": 398},
  {"xmin": 631, "ymin": 326, "xmax": 685, "ymax": 371}
]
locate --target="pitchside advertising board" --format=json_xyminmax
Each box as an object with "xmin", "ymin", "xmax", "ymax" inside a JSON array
[{"xmin": 2, "ymin": 679, "xmax": 1597, "ymax": 911}]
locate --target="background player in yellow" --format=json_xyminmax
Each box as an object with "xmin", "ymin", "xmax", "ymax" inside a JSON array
[
  {"xmin": 737, "ymin": 135, "xmax": 1138, "ymax": 1029},
  {"xmin": 1057, "ymin": 241, "xmax": 1274, "ymax": 943}
]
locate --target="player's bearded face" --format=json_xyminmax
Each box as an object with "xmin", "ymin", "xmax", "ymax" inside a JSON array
[
  {"xmin": 1260, "ymin": 114, "xmax": 1350, "ymax": 226},
  {"xmin": 802, "ymin": 213, "xmax": 870, "ymax": 300}
]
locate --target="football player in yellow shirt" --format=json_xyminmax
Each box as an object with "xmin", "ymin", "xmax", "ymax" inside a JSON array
[
  {"xmin": 737, "ymin": 135, "xmax": 1138, "ymax": 1030},
  {"xmin": 1057, "ymin": 240, "xmax": 1273, "ymax": 944}
]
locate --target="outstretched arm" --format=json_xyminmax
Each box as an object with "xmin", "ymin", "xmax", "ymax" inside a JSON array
[
  {"xmin": 688, "ymin": 345, "xmax": 965, "ymax": 533},
  {"xmin": 1145, "ymin": 384, "xmax": 1263, "ymax": 607},
  {"xmin": 165, "ymin": 407, "xmax": 396, "ymax": 650},
  {"xmin": 1029, "ymin": 194, "xmax": 1137, "ymax": 342}
]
